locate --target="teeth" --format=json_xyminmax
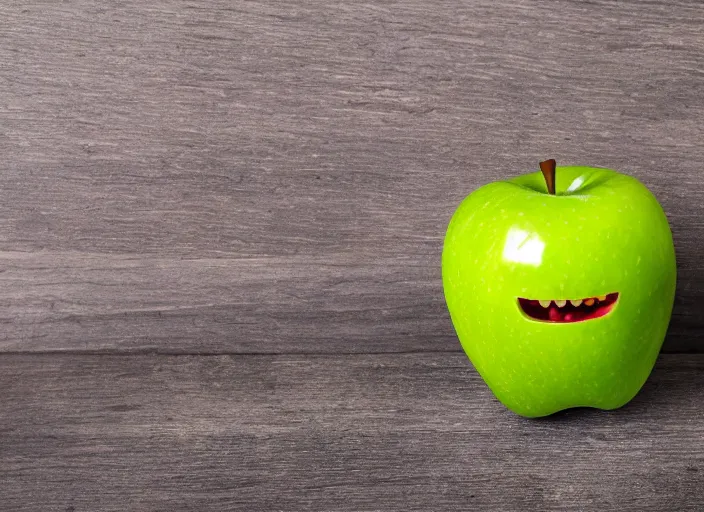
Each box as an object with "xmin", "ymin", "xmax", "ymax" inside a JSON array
[
  {"xmin": 570, "ymin": 299, "xmax": 583, "ymax": 307},
  {"xmin": 597, "ymin": 295, "xmax": 607, "ymax": 301},
  {"xmin": 555, "ymin": 300, "xmax": 567, "ymax": 308},
  {"xmin": 539, "ymin": 300, "xmax": 551, "ymax": 308},
  {"xmin": 584, "ymin": 298, "xmax": 595, "ymax": 306}
]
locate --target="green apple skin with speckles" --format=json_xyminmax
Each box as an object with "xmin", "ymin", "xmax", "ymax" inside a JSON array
[{"xmin": 442, "ymin": 166, "xmax": 676, "ymax": 418}]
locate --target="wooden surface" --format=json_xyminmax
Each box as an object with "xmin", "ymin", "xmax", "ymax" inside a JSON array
[
  {"xmin": 1, "ymin": 1, "xmax": 704, "ymax": 510},
  {"xmin": 1, "ymin": 353, "xmax": 703, "ymax": 511}
]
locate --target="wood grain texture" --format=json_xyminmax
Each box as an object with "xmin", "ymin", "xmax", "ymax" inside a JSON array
[
  {"xmin": 0, "ymin": 352, "xmax": 702, "ymax": 511},
  {"xmin": 0, "ymin": 0, "xmax": 703, "ymax": 353},
  {"xmin": 0, "ymin": 251, "xmax": 447, "ymax": 353},
  {"xmin": 1, "ymin": 4, "xmax": 703, "ymax": 509}
]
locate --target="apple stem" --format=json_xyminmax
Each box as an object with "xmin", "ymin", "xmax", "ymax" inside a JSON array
[{"xmin": 539, "ymin": 159, "xmax": 557, "ymax": 195}]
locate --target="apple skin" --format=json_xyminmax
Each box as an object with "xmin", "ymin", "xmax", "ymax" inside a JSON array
[{"xmin": 442, "ymin": 166, "xmax": 676, "ymax": 418}]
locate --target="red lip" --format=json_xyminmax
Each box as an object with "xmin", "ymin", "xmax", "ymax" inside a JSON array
[{"xmin": 517, "ymin": 293, "xmax": 619, "ymax": 323}]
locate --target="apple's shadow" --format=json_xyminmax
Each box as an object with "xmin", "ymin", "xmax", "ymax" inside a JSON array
[{"xmin": 664, "ymin": 214, "xmax": 704, "ymax": 353}]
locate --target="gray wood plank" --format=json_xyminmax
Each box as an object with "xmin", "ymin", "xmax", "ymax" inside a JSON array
[
  {"xmin": 0, "ymin": 352, "xmax": 702, "ymax": 511},
  {"xmin": 0, "ymin": 251, "xmax": 448, "ymax": 353},
  {"xmin": 1, "ymin": 1, "xmax": 703, "ymax": 352}
]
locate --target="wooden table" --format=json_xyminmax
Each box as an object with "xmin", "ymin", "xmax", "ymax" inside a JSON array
[{"xmin": 1, "ymin": 2, "xmax": 703, "ymax": 510}]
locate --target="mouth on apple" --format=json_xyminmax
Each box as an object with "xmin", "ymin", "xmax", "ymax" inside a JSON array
[{"xmin": 517, "ymin": 293, "xmax": 619, "ymax": 323}]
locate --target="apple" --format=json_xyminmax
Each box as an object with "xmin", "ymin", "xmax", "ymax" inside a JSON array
[{"xmin": 442, "ymin": 160, "xmax": 676, "ymax": 417}]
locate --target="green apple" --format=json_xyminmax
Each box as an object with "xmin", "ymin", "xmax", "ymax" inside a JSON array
[{"xmin": 442, "ymin": 161, "xmax": 676, "ymax": 417}]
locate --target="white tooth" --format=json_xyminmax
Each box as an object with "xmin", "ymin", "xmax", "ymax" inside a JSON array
[
  {"xmin": 539, "ymin": 300, "xmax": 551, "ymax": 308},
  {"xmin": 570, "ymin": 299, "xmax": 582, "ymax": 307},
  {"xmin": 555, "ymin": 300, "xmax": 567, "ymax": 308}
]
